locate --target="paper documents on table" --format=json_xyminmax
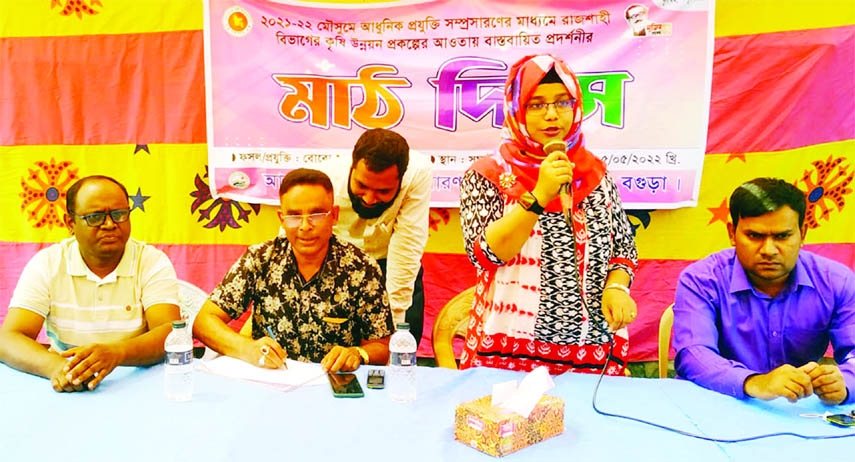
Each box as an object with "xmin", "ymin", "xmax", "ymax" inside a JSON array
[{"xmin": 198, "ymin": 355, "xmax": 328, "ymax": 391}]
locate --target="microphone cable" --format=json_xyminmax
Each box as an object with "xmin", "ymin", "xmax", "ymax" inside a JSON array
[{"xmin": 590, "ymin": 333, "xmax": 855, "ymax": 442}]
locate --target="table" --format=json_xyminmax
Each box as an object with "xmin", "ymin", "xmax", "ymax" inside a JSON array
[{"xmin": 1, "ymin": 362, "xmax": 852, "ymax": 461}]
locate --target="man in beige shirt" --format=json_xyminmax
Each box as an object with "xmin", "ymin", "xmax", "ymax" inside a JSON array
[
  {"xmin": 0, "ymin": 175, "xmax": 181, "ymax": 392},
  {"xmin": 319, "ymin": 128, "xmax": 432, "ymax": 344}
]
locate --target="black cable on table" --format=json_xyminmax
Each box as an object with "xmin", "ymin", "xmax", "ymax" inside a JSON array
[{"xmin": 590, "ymin": 333, "xmax": 855, "ymax": 442}]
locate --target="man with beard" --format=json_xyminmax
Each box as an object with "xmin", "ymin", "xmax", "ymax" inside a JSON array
[
  {"xmin": 319, "ymin": 128, "xmax": 431, "ymax": 345},
  {"xmin": 673, "ymin": 178, "xmax": 855, "ymax": 405}
]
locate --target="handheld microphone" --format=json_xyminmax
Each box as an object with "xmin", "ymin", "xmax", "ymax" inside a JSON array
[{"xmin": 543, "ymin": 140, "xmax": 573, "ymax": 225}]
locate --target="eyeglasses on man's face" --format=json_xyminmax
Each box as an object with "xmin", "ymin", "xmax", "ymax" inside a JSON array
[
  {"xmin": 282, "ymin": 211, "xmax": 332, "ymax": 228},
  {"xmin": 74, "ymin": 208, "xmax": 131, "ymax": 227},
  {"xmin": 525, "ymin": 99, "xmax": 574, "ymax": 116}
]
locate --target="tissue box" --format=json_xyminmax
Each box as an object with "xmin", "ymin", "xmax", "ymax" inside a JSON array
[{"xmin": 454, "ymin": 394, "xmax": 564, "ymax": 457}]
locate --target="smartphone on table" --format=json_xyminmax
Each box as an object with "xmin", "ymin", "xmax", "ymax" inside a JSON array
[
  {"xmin": 826, "ymin": 413, "xmax": 855, "ymax": 427},
  {"xmin": 328, "ymin": 372, "xmax": 364, "ymax": 398}
]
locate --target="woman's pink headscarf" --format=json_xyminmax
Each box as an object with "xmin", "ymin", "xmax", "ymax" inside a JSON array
[{"xmin": 470, "ymin": 54, "xmax": 606, "ymax": 212}]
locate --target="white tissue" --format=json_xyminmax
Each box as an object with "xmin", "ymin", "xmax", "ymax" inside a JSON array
[{"xmin": 489, "ymin": 366, "xmax": 555, "ymax": 418}]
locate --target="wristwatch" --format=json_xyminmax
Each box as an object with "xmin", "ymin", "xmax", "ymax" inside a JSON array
[
  {"xmin": 518, "ymin": 191, "xmax": 545, "ymax": 215},
  {"xmin": 354, "ymin": 346, "xmax": 369, "ymax": 364}
]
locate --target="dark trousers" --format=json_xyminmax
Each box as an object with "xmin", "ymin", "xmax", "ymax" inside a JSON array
[{"xmin": 376, "ymin": 259, "xmax": 425, "ymax": 346}]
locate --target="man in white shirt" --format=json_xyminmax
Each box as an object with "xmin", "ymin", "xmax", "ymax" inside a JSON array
[
  {"xmin": 0, "ymin": 175, "xmax": 181, "ymax": 392},
  {"xmin": 319, "ymin": 128, "xmax": 432, "ymax": 344}
]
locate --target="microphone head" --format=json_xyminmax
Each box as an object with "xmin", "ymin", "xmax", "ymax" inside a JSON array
[{"xmin": 543, "ymin": 140, "xmax": 568, "ymax": 155}]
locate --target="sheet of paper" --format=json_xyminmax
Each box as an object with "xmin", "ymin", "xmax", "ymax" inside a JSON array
[{"xmin": 198, "ymin": 355, "xmax": 328, "ymax": 388}]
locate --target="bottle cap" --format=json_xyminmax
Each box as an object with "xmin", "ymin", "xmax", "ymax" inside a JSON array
[
  {"xmin": 172, "ymin": 320, "xmax": 187, "ymax": 329},
  {"xmin": 396, "ymin": 322, "xmax": 410, "ymax": 330}
]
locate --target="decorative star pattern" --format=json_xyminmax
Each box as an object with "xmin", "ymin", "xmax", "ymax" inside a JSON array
[
  {"xmin": 190, "ymin": 167, "xmax": 261, "ymax": 231},
  {"xmin": 52, "ymin": 0, "xmax": 103, "ymax": 19},
  {"xmin": 19, "ymin": 159, "xmax": 79, "ymax": 230},
  {"xmin": 796, "ymin": 156, "xmax": 853, "ymax": 230},
  {"xmin": 134, "ymin": 144, "xmax": 150, "ymax": 155},
  {"xmin": 726, "ymin": 152, "xmax": 746, "ymax": 163},
  {"xmin": 129, "ymin": 188, "xmax": 151, "ymax": 212},
  {"xmin": 707, "ymin": 198, "xmax": 730, "ymax": 225}
]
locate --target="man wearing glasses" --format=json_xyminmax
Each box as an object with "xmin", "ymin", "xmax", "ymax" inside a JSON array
[
  {"xmin": 193, "ymin": 169, "xmax": 394, "ymax": 373},
  {"xmin": 624, "ymin": 4, "xmax": 652, "ymax": 36},
  {"xmin": 0, "ymin": 175, "xmax": 181, "ymax": 392}
]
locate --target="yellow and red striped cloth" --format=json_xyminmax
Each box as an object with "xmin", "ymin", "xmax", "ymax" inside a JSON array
[{"xmin": 1, "ymin": 0, "xmax": 853, "ymax": 360}]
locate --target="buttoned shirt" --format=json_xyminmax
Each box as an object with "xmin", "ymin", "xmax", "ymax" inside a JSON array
[
  {"xmin": 674, "ymin": 248, "xmax": 855, "ymax": 404},
  {"xmin": 9, "ymin": 237, "xmax": 179, "ymax": 351},
  {"xmin": 318, "ymin": 152, "xmax": 432, "ymax": 316},
  {"xmin": 210, "ymin": 235, "xmax": 394, "ymax": 363}
]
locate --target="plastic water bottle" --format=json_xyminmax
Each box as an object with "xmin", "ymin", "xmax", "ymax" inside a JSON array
[
  {"xmin": 164, "ymin": 319, "xmax": 193, "ymax": 402},
  {"xmin": 389, "ymin": 322, "xmax": 417, "ymax": 403}
]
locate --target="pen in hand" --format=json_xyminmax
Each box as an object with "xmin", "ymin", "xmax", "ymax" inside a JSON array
[{"xmin": 263, "ymin": 325, "xmax": 287, "ymax": 370}]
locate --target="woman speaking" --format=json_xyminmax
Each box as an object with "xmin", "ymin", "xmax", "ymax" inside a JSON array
[{"xmin": 459, "ymin": 54, "xmax": 639, "ymax": 376}]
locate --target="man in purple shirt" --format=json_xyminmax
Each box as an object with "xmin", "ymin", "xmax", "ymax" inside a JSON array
[{"xmin": 674, "ymin": 178, "xmax": 855, "ymax": 405}]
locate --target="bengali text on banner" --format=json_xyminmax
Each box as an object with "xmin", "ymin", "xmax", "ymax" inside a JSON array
[{"xmin": 204, "ymin": 0, "xmax": 714, "ymax": 208}]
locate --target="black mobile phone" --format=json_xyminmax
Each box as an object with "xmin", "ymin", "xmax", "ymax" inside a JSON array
[
  {"xmin": 367, "ymin": 369, "xmax": 385, "ymax": 389},
  {"xmin": 328, "ymin": 372, "xmax": 364, "ymax": 398},
  {"xmin": 826, "ymin": 414, "xmax": 855, "ymax": 427}
]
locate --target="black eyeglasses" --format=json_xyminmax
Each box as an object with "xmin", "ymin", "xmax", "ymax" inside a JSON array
[
  {"xmin": 525, "ymin": 99, "xmax": 575, "ymax": 115},
  {"xmin": 74, "ymin": 209, "xmax": 131, "ymax": 227}
]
